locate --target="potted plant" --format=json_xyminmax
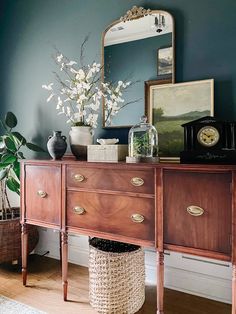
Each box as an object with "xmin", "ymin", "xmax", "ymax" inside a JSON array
[{"xmin": 0, "ymin": 111, "xmax": 44, "ymax": 263}]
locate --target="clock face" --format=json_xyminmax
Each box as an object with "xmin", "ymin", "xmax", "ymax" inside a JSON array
[{"xmin": 197, "ymin": 126, "xmax": 220, "ymax": 147}]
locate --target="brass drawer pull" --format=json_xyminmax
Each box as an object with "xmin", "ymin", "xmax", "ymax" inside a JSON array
[
  {"xmin": 73, "ymin": 206, "xmax": 86, "ymax": 215},
  {"xmin": 131, "ymin": 213, "xmax": 145, "ymax": 223},
  {"xmin": 187, "ymin": 205, "xmax": 204, "ymax": 217},
  {"xmin": 37, "ymin": 190, "xmax": 47, "ymax": 198},
  {"xmin": 130, "ymin": 177, "xmax": 144, "ymax": 187},
  {"xmin": 73, "ymin": 174, "xmax": 85, "ymax": 182}
]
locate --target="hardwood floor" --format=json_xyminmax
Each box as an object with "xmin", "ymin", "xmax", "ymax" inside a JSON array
[{"xmin": 0, "ymin": 255, "xmax": 231, "ymax": 314}]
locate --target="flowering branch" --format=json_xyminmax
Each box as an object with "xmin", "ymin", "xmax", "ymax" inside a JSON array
[
  {"xmin": 42, "ymin": 53, "xmax": 103, "ymax": 128},
  {"xmin": 80, "ymin": 34, "xmax": 90, "ymax": 68},
  {"xmin": 102, "ymin": 81, "xmax": 138, "ymax": 126},
  {"xmin": 42, "ymin": 44, "xmax": 133, "ymax": 128}
]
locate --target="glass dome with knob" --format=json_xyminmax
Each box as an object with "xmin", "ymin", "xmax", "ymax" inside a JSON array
[{"xmin": 127, "ymin": 115, "xmax": 159, "ymax": 163}]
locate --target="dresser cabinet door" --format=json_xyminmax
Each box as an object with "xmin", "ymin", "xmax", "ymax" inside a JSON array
[
  {"xmin": 67, "ymin": 191, "xmax": 155, "ymax": 242},
  {"xmin": 24, "ymin": 165, "xmax": 61, "ymax": 226},
  {"xmin": 163, "ymin": 170, "xmax": 232, "ymax": 254}
]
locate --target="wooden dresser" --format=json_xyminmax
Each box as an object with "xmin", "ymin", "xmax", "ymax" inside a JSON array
[{"xmin": 20, "ymin": 160, "xmax": 236, "ymax": 314}]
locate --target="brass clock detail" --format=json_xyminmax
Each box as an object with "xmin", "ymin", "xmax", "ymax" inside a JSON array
[{"xmin": 197, "ymin": 126, "xmax": 220, "ymax": 147}]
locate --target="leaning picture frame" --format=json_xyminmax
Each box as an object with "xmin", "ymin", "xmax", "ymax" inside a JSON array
[{"xmin": 145, "ymin": 79, "xmax": 214, "ymax": 161}]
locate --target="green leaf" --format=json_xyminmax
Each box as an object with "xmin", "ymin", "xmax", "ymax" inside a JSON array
[
  {"xmin": 0, "ymin": 138, "xmax": 6, "ymax": 153},
  {"xmin": 17, "ymin": 151, "xmax": 25, "ymax": 159},
  {"xmin": 0, "ymin": 152, "xmax": 7, "ymax": 161},
  {"xmin": 0, "ymin": 163, "xmax": 10, "ymax": 170},
  {"xmin": 0, "ymin": 168, "xmax": 7, "ymax": 181},
  {"xmin": 11, "ymin": 132, "xmax": 26, "ymax": 145},
  {"xmin": 1, "ymin": 154, "xmax": 17, "ymax": 164},
  {"xmin": 6, "ymin": 177, "xmax": 20, "ymax": 194},
  {"xmin": 13, "ymin": 161, "xmax": 20, "ymax": 179},
  {"xmin": 5, "ymin": 112, "xmax": 17, "ymax": 128},
  {"xmin": 26, "ymin": 142, "xmax": 45, "ymax": 152},
  {"xmin": 4, "ymin": 137, "xmax": 17, "ymax": 152}
]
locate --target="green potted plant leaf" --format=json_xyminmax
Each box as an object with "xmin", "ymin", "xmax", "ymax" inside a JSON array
[{"xmin": 0, "ymin": 111, "xmax": 45, "ymax": 263}]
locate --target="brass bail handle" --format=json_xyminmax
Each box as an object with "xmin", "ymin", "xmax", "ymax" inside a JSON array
[
  {"xmin": 37, "ymin": 190, "xmax": 47, "ymax": 198},
  {"xmin": 73, "ymin": 174, "xmax": 85, "ymax": 182},
  {"xmin": 73, "ymin": 206, "xmax": 86, "ymax": 215},
  {"xmin": 130, "ymin": 177, "xmax": 144, "ymax": 187},
  {"xmin": 187, "ymin": 205, "xmax": 204, "ymax": 217},
  {"xmin": 131, "ymin": 213, "xmax": 145, "ymax": 223}
]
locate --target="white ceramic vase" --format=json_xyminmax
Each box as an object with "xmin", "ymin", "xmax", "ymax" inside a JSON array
[{"xmin": 69, "ymin": 126, "xmax": 94, "ymax": 159}]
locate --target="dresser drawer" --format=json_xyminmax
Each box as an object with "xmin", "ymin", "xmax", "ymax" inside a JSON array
[
  {"xmin": 67, "ymin": 166, "xmax": 154, "ymax": 194},
  {"xmin": 24, "ymin": 165, "xmax": 61, "ymax": 226},
  {"xmin": 66, "ymin": 191, "xmax": 155, "ymax": 242},
  {"xmin": 163, "ymin": 170, "xmax": 232, "ymax": 254}
]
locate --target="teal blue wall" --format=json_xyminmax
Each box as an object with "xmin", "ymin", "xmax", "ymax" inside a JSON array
[
  {"xmin": 104, "ymin": 34, "xmax": 172, "ymax": 126},
  {"xmin": 0, "ymin": 0, "xmax": 236, "ymax": 147}
]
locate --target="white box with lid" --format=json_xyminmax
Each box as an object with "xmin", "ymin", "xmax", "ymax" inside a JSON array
[{"xmin": 87, "ymin": 145, "xmax": 128, "ymax": 162}]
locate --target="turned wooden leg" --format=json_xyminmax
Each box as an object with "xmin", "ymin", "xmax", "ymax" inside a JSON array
[
  {"xmin": 59, "ymin": 232, "xmax": 62, "ymax": 267},
  {"xmin": 157, "ymin": 251, "xmax": 164, "ymax": 314},
  {"xmin": 61, "ymin": 231, "xmax": 68, "ymax": 301},
  {"xmin": 232, "ymin": 265, "xmax": 236, "ymax": 314},
  {"xmin": 21, "ymin": 223, "xmax": 28, "ymax": 286}
]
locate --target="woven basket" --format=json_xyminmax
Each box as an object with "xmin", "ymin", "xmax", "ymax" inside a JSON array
[
  {"xmin": 89, "ymin": 238, "xmax": 145, "ymax": 314},
  {"xmin": 0, "ymin": 215, "xmax": 39, "ymax": 263}
]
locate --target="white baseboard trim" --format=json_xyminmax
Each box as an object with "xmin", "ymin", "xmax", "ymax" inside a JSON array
[
  {"xmin": 144, "ymin": 261, "xmax": 231, "ymax": 304},
  {"xmin": 35, "ymin": 229, "xmax": 232, "ymax": 304}
]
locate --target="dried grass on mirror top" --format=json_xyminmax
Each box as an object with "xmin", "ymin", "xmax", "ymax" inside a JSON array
[{"xmin": 0, "ymin": 254, "xmax": 231, "ymax": 314}]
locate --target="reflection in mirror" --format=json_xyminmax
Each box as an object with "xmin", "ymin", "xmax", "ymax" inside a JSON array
[{"xmin": 102, "ymin": 8, "xmax": 174, "ymax": 128}]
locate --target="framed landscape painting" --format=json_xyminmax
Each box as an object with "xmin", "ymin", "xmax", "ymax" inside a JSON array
[{"xmin": 145, "ymin": 79, "xmax": 214, "ymax": 160}]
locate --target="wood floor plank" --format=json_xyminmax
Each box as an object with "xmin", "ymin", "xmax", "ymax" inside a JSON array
[{"xmin": 0, "ymin": 255, "xmax": 231, "ymax": 314}]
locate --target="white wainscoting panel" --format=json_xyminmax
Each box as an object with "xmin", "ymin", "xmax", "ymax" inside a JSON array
[{"xmin": 35, "ymin": 228, "xmax": 232, "ymax": 304}]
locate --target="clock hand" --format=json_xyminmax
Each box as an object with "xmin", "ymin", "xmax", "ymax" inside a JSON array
[
  {"xmin": 202, "ymin": 133, "xmax": 210, "ymax": 139},
  {"xmin": 202, "ymin": 131, "xmax": 211, "ymax": 137}
]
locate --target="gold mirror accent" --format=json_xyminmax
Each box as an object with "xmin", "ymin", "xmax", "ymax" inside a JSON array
[
  {"xmin": 102, "ymin": 8, "xmax": 175, "ymax": 127},
  {"xmin": 120, "ymin": 6, "xmax": 151, "ymax": 22},
  {"xmin": 73, "ymin": 206, "xmax": 86, "ymax": 215},
  {"xmin": 187, "ymin": 205, "xmax": 204, "ymax": 217},
  {"xmin": 130, "ymin": 177, "xmax": 144, "ymax": 187},
  {"xmin": 37, "ymin": 190, "xmax": 47, "ymax": 198},
  {"xmin": 73, "ymin": 174, "xmax": 85, "ymax": 182},
  {"xmin": 131, "ymin": 213, "xmax": 145, "ymax": 223}
]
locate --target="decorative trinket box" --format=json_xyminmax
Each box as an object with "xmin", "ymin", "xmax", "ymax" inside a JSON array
[{"xmin": 87, "ymin": 145, "xmax": 128, "ymax": 162}]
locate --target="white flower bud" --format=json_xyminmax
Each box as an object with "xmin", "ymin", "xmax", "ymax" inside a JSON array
[
  {"xmin": 42, "ymin": 83, "xmax": 54, "ymax": 91},
  {"xmin": 47, "ymin": 93, "xmax": 55, "ymax": 102},
  {"xmin": 56, "ymin": 54, "xmax": 63, "ymax": 63}
]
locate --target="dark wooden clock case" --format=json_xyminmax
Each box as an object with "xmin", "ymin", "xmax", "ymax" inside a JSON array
[{"xmin": 180, "ymin": 116, "xmax": 236, "ymax": 164}]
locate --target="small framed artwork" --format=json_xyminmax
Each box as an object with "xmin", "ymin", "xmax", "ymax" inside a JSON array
[
  {"xmin": 145, "ymin": 79, "xmax": 214, "ymax": 161},
  {"xmin": 157, "ymin": 47, "xmax": 173, "ymax": 76}
]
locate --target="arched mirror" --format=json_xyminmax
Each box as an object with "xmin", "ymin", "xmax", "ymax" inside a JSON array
[{"xmin": 102, "ymin": 6, "xmax": 175, "ymax": 128}]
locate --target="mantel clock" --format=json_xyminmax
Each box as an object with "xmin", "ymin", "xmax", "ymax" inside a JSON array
[{"xmin": 180, "ymin": 116, "xmax": 236, "ymax": 164}]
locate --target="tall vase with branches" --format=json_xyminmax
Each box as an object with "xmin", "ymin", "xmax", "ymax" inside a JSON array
[
  {"xmin": 43, "ymin": 36, "xmax": 140, "ymax": 123},
  {"xmin": 43, "ymin": 37, "xmax": 133, "ymax": 128}
]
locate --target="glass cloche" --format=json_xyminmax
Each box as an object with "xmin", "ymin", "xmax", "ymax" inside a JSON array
[{"xmin": 128, "ymin": 116, "xmax": 158, "ymax": 159}]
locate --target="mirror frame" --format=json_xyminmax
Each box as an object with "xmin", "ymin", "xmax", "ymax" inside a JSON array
[{"xmin": 101, "ymin": 6, "xmax": 175, "ymax": 128}]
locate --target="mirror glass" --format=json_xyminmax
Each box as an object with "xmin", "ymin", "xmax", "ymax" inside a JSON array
[{"xmin": 102, "ymin": 8, "xmax": 174, "ymax": 128}]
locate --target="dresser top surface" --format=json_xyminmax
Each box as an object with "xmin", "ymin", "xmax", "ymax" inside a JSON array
[{"xmin": 21, "ymin": 158, "xmax": 236, "ymax": 171}]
